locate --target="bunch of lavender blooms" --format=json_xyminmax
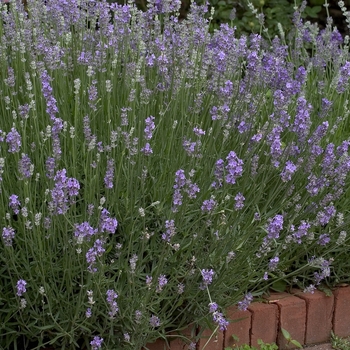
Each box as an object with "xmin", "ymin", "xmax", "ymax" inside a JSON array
[{"xmin": 1, "ymin": 0, "xmax": 350, "ymax": 349}]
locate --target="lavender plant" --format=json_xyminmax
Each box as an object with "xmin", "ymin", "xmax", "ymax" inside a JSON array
[{"xmin": 1, "ymin": 0, "xmax": 350, "ymax": 349}]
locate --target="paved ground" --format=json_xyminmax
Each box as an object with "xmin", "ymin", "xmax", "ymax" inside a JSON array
[{"xmin": 303, "ymin": 343, "xmax": 333, "ymax": 350}]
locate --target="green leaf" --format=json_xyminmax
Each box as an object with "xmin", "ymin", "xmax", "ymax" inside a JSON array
[
  {"xmin": 281, "ymin": 328, "xmax": 291, "ymax": 340},
  {"xmin": 271, "ymin": 280, "xmax": 287, "ymax": 292},
  {"xmin": 34, "ymin": 324, "xmax": 56, "ymax": 330},
  {"xmin": 309, "ymin": 0, "xmax": 324, "ymax": 4},
  {"xmin": 291, "ymin": 339, "xmax": 303, "ymax": 348}
]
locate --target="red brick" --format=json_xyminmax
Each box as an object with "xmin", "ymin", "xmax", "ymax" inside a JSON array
[
  {"xmin": 224, "ymin": 306, "xmax": 251, "ymax": 348},
  {"xmin": 169, "ymin": 324, "xmax": 197, "ymax": 350},
  {"xmin": 248, "ymin": 302, "xmax": 278, "ymax": 348},
  {"xmin": 292, "ymin": 289, "xmax": 334, "ymax": 344},
  {"xmin": 143, "ymin": 339, "xmax": 169, "ymax": 350},
  {"xmin": 333, "ymin": 286, "xmax": 350, "ymax": 337},
  {"xmin": 197, "ymin": 328, "xmax": 223, "ymax": 350},
  {"xmin": 265, "ymin": 292, "xmax": 306, "ymax": 349}
]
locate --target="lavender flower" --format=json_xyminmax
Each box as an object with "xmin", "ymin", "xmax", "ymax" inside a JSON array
[
  {"xmin": 237, "ymin": 292, "xmax": 253, "ymax": 311},
  {"xmin": 316, "ymin": 205, "xmax": 336, "ymax": 226},
  {"xmin": 177, "ymin": 283, "xmax": 185, "ymax": 294},
  {"xmin": 156, "ymin": 275, "xmax": 168, "ymax": 293},
  {"xmin": 303, "ymin": 284, "xmax": 316, "ymax": 294},
  {"xmin": 129, "ymin": 254, "xmax": 138, "ymax": 274},
  {"xmin": 144, "ymin": 116, "xmax": 155, "ymax": 140},
  {"xmin": 183, "ymin": 138, "xmax": 198, "ymax": 157},
  {"xmin": 266, "ymin": 215, "xmax": 284, "ymax": 240},
  {"xmin": 209, "ymin": 302, "xmax": 218, "ymax": 313},
  {"xmin": 66, "ymin": 178, "xmax": 80, "ymax": 197},
  {"xmin": 292, "ymin": 220, "xmax": 311, "ymax": 244},
  {"xmin": 135, "ymin": 310, "xmax": 142, "ymax": 324},
  {"xmin": 280, "ymin": 161, "xmax": 297, "ymax": 182},
  {"xmin": 234, "ymin": 192, "xmax": 245, "ymax": 210},
  {"xmin": 86, "ymin": 239, "xmax": 105, "ymax": 272},
  {"xmin": 268, "ymin": 256, "xmax": 279, "ymax": 271},
  {"xmin": 45, "ymin": 157, "xmax": 55, "ymax": 179},
  {"xmin": 18, "ymin": 154, "xmax": 33, "ymax": 179},
  {"xmin": 2, "ymin": 226, "xmax": 16, "ymax": 246},
  {"xmin": 161, "ymin": 219, "xmax": 176, "ymax": 242},
  {"xmin": 9, "ymin": 195, "xmax": 21, "ymax": 215},
  {"xmin": 87, "ymin": 204, "xmax": 95, "ymax": 217},
  {"xmin": 99, "ymin": 209, "xmax": 118, "ymax": 234},
  {"xmin": 200, "ymin": 269, "xmax": 215, "ymax": 288},
  {"xmin": 44, "ymin": 217, "xmax": 51, "ymax": 230},
  {"xmin": 173, "ymin": 169, "xmax": 186, "ymax": 189},
  {"xmin": 104, "ymin": 158, "xmax": 115, "ymax": 189},
  {"xmin": 141, "ymin": 143, "xmax": 153, "ymax": 155},
  {"xmin": 90, "ymin": 336, "xmax": 103, "ymax": 350},
  {"xmin": 74, "ymin": 222, "xmax": 97, "ymax": 242},
  {"xmin": 291, "ymin": 96, "xmax": 312, "ymax": 142},
  {"xmin": 172, "ymin": 170, "xmax": 186, "ymax": 211},
  {"xmin": 172, "ymin": 189, "xmax": 183, "ymax": 212},
  {"xmin": 86, "ymin": 308, "xmax": 92, "ymax": 318},
  {"xmin": 106, "ymin": 289, "xmax": 119, "ymax": 318},
  {"xmin": 212, "ymin": 159, "xmax": 224, "ymax": 188},
  {"xmin": 146, "ymin": 275, "xmax": 153, "ymax": 289},
  {"xmin": 201, "ymin": 198, "xmax": 217, "ymax": 213},
  {"xmin": 225, "ymin": 151, "xmax": 243, "ymax": 185},
  {"xmin": 193, "ymin": 127, "xmax": 205, "ymax": 136},
  {"xmin": 318, "ymin": 234, "xmax": 330, "ymax": 246},
  {"xmin": 16, "ymin": 279, "xmax": 27, "ymax": 296},
  {"xmin": 6, "ymin": 128, "xmax": 21, "ymax": 153},
  {"xmin": 149, "ymin": 315, "xmax": 160, "ymax": 327},
  {"xmin": 185, "ymin": 182, "xmax": 200, "ymax": 199},
  {"xmin": 212, "ymin": 311, "xmax": 229, "ymax": 331}
]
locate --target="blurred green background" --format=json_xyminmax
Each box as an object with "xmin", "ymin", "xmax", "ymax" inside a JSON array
[{"xmin": 107, "ymin": 0, "xmax": 350, "ymax": 38}]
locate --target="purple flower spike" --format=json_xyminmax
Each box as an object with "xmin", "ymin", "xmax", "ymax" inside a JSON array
[
  {"xmin": 104, "ymin": 158, "xmax": 115, "ymax": 189},
  {"xmin": 161, "ymin": 220, "xmax": 176, "ymax": 242},
  {"xmin": 144, "ymin": 116, "xmax": 155, "ymax": 140},
  {"xmin": 66, "ymin": 178, "xmax": 80, "ymax": 196},
  {"xmin": 318, "ymin": 234, "xmax": 330, "ymax": 246},
  {"xmin": 209, "ymin": 302, "xmax": 218, "ymax": 313},
  {"xmin": 86, "ymin": 239, "xmax": 105, "ymax": 273},
  {"xmin": 90, "ymin": 336, "xmax": 103, "ymax": 350},
  {"xmin": 280, "ymin": 161, "xmax": 297, "ymax": 182},
  {"xmin": 16, "ymin": 279, "xmax": 27, "ymax": 296},
  {"xmin": 2, "ymin": 226, "xmax": 16, "ymax": 246},
  {"xmin": 141, "ymin": 142, "xmax": 153, "ymax": 155},
  {"xmin": 74, "ymin": 222, "xmax": 97, "ymax": 241},
  {"xmin": 9, "ymin": 195, "xmax": 21, "ymax": 215},
  {"xmin": 156, "ymin": 274, "xmax": 168, "ymax": 293},
  {"xmin": 201, "ymin": 269, "xmax": 215, "ymax": 287},
  {"xmin": 266, "ymin": 215, "xmax": 284, "ymax": 240},
  {"xmin": 150, "ymin": 315, "xmax": 160, "ymax": 327},
  {"xmin": 201, "ymin": 199, "xmax": 217, "ymax": 213},
  {"xmin": 212, "ymin": 311, "xmax": 229, "ymax": 331},
  {"xmin": 106, "ymin": 289, "xmax": 119, "ymax": 318},
  {"xmin": 45, "ymin": 157, "xmax": 56, "ymax": 179},
  {"xmin": 268, "ymin": 256, "xmax": 279, "ymax": 271},
  {"xmin": 237, "ymin": 292, "xmax": 253, "ymax": 311},
  {"xmin": 6, "ymin": 128, "xmax": 21, "ymax": 153},
  {"xmin": 100, "ymin": 209, "xmax": 118, "ymax": 234},
  {"xmin": 225, "ymin": 151, "xmax": 243, "ymax": 185},
  {"xmin": 234, "ymin": 193, "xmax": 245, "ymax": 210},
  {"xmin": 18, "ymin": 154, "xmax": 33, "ymax": 179}
]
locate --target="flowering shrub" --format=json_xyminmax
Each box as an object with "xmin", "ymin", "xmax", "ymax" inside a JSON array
[{"xmin": 1, "ymin": 0, "xmax": 350, "ymax": 349}]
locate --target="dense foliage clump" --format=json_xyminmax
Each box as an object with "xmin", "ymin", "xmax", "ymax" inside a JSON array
[{"xmin": 1, "ymin": 0, "xmax": 350, "ymax": 349}]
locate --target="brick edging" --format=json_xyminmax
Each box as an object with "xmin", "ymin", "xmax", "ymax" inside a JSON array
[{"xmin": 144, "ymin": 286, "xmax": 350, "ymax": 350}]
